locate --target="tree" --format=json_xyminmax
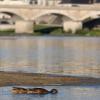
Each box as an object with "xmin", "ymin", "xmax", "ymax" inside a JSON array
[
  {"xmin": 89, "ymin": 0, "xmax": 93, "ymax": 4},
  {"xmin": 89, "ymin": 0, "xmax": 96, "ymax": 4},
  {"xmin": 93, "ymin": 0, "xmax": 96, "ymax": 3}
]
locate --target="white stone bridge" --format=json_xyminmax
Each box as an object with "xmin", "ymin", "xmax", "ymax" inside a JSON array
[{"xmin": 0, "ymin": 0, "xmax": 100, "ymax": 33}]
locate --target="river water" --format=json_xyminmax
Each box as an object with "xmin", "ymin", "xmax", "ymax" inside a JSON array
[
  {"xmin": 0, "ymin": 36, "xmax": 100, "ymax": 100},
  {"xmin": 0, "ymin": 86, "xmax": 100, "ymax": 100},
  {"xmin": 0, "ymin": 36, "xmax": 100, "ymax": 78}
]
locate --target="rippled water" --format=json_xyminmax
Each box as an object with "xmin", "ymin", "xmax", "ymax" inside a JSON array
[
  {"xmin": 0, "ymin": 86, "xmax": 100, "ymax": 100},
  {"xmin": 0, "ymin": 36, "xmax": 100, "ymax": 78}
]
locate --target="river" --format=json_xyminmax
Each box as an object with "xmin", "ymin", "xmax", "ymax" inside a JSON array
[
  {"xmin": 0, "ymin": 86, "xmax": 100, "ymax": 100},
  {"xmin": 0, "ymin": 36, "xmax": 100, "ymax": 78},
  {"xmin": 0, "ymin": 36, "xmax": 100, "ymax": 100}
]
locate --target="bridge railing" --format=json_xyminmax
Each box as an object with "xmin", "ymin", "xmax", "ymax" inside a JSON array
[{"xmin": 0, "ymin": 0, "xmax": 98, "ymax": 8}]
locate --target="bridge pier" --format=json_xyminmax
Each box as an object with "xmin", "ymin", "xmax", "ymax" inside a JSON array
[
  {"xmin": 15, "ymin": 20, "xmax": 33, "ymax": 34},
  {"xmin": 63, "ymin": 21, "xmax": 82, "ymax": 34}
]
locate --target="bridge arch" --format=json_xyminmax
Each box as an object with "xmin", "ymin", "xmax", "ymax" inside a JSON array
[
  {"xmin": 32, "ymin": 11, "xmax": 76, "ymax": 21},
  {"xmin": 82, "ymin": 12, "xmax": 100, "ymax": 29},
  {"xmin": 0, "ymin": 10, "xmax": 26, "ymax": 21},
  {"xmin": 81, "ymin": 11, "xmax": 100, "ymax": 22}
]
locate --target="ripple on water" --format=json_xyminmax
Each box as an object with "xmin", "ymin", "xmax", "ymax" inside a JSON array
[{"xmin": 0, "ymin": 37, "xmax": 100, "ymax": 78}]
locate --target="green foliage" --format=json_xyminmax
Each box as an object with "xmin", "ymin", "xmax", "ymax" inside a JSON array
[
  {"xmin": 0, "ymin": 29, "xmax": 15, "ymax": 36},
  {"xmin": 34, "ymin": 25, "xmax": 64, "ymax": 36},
  {"xmin": 65, "ymin": 29, "xmax": 73, "ymax": 34},
  {"xmin": 75, "ymin": 28, "xmax": 100, "ymax": 36},
  {"xmin": 50, "ymin": 28, "xmax": 64, "ymax": 36},
  {"xmin": 87, "ymin": 29, "xmax": 100, "ymax": 36},
  {"xmin": 75, "ymin": 28, "xmax": 89, "ymax": 35}
]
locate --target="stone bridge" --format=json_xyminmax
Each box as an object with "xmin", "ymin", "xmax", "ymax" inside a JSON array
[{"xmin": 0, "ymin": 3, "xmax": 100, "ymax": 33}]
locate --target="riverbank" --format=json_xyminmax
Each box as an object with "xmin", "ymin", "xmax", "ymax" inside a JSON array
[
  {"xmin": 34, "ymin": 25, "xmax": 100, "ymax": 36},
  {"xmin": 0, "ymin": 25, "xmax": 100, "ymax": 36},
  {"xmin": 0, "ymin": 71, "xmax": 100, "ymax": 87}
]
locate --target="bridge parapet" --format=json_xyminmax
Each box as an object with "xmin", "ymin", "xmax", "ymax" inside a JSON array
[{"xmin": 0, "ymin": 3, "xmax": 100, "ymax": 10}]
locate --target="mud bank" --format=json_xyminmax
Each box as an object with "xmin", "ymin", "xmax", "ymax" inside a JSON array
[{"xmin": 0, "ymin": 71, "xmax": 100, "ymax": 87}]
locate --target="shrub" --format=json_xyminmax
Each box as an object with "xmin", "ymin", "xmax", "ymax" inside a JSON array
[
  {"xmin": 0, "ymin": 29, "xmax": 15, "ymax": 36},
  {"xmin": 75, "ymin": 28, "xmax": 89, "ymax": 36}
]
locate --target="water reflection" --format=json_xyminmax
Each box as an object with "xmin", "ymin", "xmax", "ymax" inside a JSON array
[
  {"xmin": 0, "ymin": 86, "xmax": 100, "ymax": 100},
  {"xmin": 0, "ymin": 37, "xmax": 100, "ymax": 78}
]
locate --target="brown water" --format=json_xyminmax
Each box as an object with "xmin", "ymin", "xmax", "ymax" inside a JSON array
[{"xmin": 0, "ymin": 36, "xmax": 100, "ymax": 78}]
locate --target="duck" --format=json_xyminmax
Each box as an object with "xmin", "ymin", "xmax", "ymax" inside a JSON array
[
  {"xmin": 12, "ymin": 87, "xmax": 58, "ymax": 94},
  {"xmin": 12, "ymin": 87, "xmax": 27, "ymax": 94},
  {"xmin": 27, "ymin": 88, "xmax": 58, "ymax": 94}
]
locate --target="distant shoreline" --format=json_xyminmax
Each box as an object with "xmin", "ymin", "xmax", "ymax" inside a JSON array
[
  {"xmin": 0, "ymin": 71, "xmax": 100, "ymax": 87},
  {"xmin": 0, "ymin": 25, "xmax": 100, "ymax": 36}
]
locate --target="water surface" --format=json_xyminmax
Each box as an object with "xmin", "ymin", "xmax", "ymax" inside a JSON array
[
  {"xmin": 0, "ymin": 86, "xmax": 100, "ymax": 100},
  {"xmin": 0, "ymin": 36, "xmax": 100, "ymax": 78}
]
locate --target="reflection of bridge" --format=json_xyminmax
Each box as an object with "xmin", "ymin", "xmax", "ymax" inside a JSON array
[{"xmin": 0, "ymin": 2, "xmax": 100, "ymax": 33}]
